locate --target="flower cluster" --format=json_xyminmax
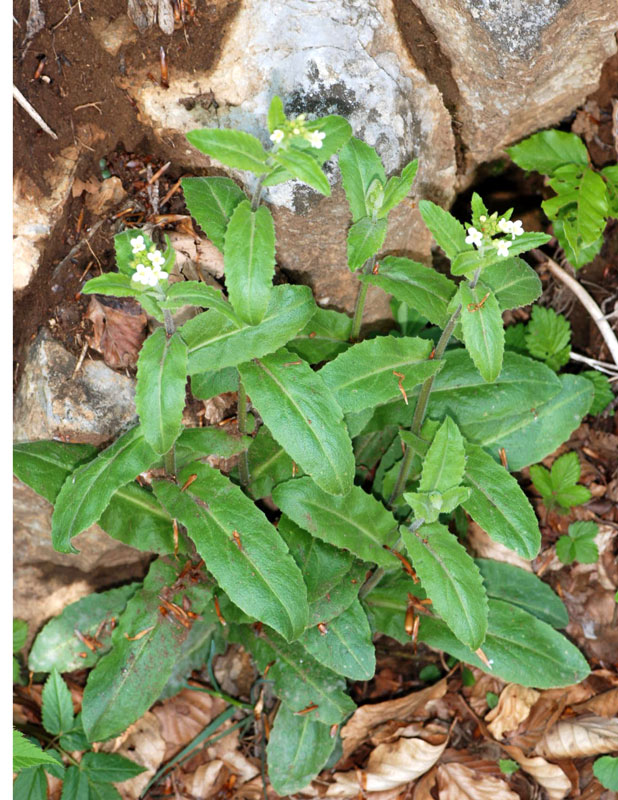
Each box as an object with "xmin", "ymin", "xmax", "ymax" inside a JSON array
[
  {"xmin": 129, "ymin": 236, "xmax": 169, "ymax": 287},
  {"xmin": 269, "ymin": 114, "xmax": 326, "ymax": 150},
  {"xmin": 465, "ymin": 213, "xmax": 525, "ymax": 258}
]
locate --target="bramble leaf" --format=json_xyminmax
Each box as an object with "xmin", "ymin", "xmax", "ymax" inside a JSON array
[
  {"xmin": 507, "ymin": 130, "xmax": 589, "ymax": 174},
  {"xmin": 41, "ymin": 668, "xmax": 74, "ymax": 736}
]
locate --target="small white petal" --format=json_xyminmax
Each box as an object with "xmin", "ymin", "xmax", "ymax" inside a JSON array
[
  {"xmin": 269, "ymin": 129, "xmax": 285, "ymax": 144},
  {"xmin": 131, "ymin": 235, "xmax": 146, "ymax": 253},
  {"xmin": 511, "ymin": 220, "xmax": 524, "ymax": 237},
  {"xmin": 496, "ymin": 240, "xmax": 512, "ymax": 257},
  {"xmin": 465, "ymin": 227, "xmax": 483, "ymax": 248}
]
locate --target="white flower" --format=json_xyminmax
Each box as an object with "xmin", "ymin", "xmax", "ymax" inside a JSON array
[
  {"xmin": 479, "ymin": 215, "xmax": 487, "ymax": 223},
  {"xmin": 498, "ymin": 218, "xmax": 513, "ymax": 234},
  {"xmin": 496, "ymin": 239, "xmax": 512, "ymax": 257},
  {"xmin": 270, "ymin": 129, "xmax": 285, "ymax": 144},
  {"xmin": 465, "ymin": 227, "xmax": 483, "ymax": 248},
  {"xmin": 306, "ymin": 130, "xmax": 326, "ymax": 149},
  {"xmin": 148, "ymin": 249, "xmax": 165, "ymax": 268},
  {"xmin": 132, "ymin": 263, "xmax": 149, "ymax": 284},
  {"xmin": 151, "ymin": 263, "xmax": 169, "ymax": 282},
  {"xmin": 293, "ymin": 127, "xmax": 301, "ymax": 135},
  {"xmin": 510, "ymin": 219, "xmax": 524, "ymax": 237},
  {"xmin": 130, "ymin": 235, "xmax": 146, "ymax": 253}
]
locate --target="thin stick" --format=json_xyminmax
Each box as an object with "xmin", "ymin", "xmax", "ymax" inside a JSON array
[
  {"xmin": 13, "ymin": 85, "xmax": 58, "ymax": 139},
  {"xmin": 535, "ymin": 252, "xmax": 618, "ymax": 366},
  {"xmin": 147, "ymin": 161, "xmax": 171, "ymax": 185},
  {"xmin": 71, "ymin": 340, "xmax": 89, "ymax": 378},
  {"xmin": 52, "ymin": 219, "xmax": 105, "ymax": 281},
  {"xmin": 73, "ymin": 101, "xmax": 102, "ymax": 114},
  {"xmin": 569, "ymin": 351, "xmax": 618, "ymax": 376}
]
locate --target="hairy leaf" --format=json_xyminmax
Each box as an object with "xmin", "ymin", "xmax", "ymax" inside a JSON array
[
  {"xmin": 181, "ymin": 176, "xmax": 246, "ymax": 252},
  {"xmin": 419, "ymin": 417, "xmax": 466, "ymax": 493},
  {"xmin": 287, "ymin": 306, "xmax": 352, "ymax": 364},
  {"xmin": 507, "ymin": 130, "xmax": 589, "ymax": 175},
  {"xmin": 245, "ymin": 426, "xmax": 299, "ymax": 500},
  {"xmin": 160, "ymin": 281, "xmax": 239, "ymax": 322},
  {"xmin": 81, "ymin": 273, "xmax": 137, "ymax": 298},
  {"xmin": 379, "ymin": 159, "xmax": 418, "ymax": 217},
  {"xmin": 190, "ymin": 366, "xmax": 238, "ymax": 400},
  {"xmin": 481, "ymin": 258, "xmax": 542, "ymax": 311},
  {"xmin": 339, "ymin": 137, "xmax": 386, "ymax": 222},
  {"xmin": 347, "ymin": 216, "xmax": 388, "ymax": 271},
  {"xmin": 13, "ymin": 730, "xmax": 60, "ymax": 771},
  {"xmin": 459, "ymin": 283, "xmax": 504, "ymax": 383},
  {"xmin": 418, "ymin": 200, "xmax": 470, "ymax": 260},
  {"xmin": 274, "ymin": 148, "xmax": 331, "ymax": 195},
  {"xmin": 186, "ymin": 129, "xmax": 269, "ymax": 174}
]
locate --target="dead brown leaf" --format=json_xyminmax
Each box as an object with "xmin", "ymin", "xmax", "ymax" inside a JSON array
[
  {"xmin": 339, "ymin": 678, "xmax": 447, "ymax": 760},
  {"xmin": 485, "ymin": 684, "xmax": 540, "ymax": 740},
  {"xmin": 503, "ymin": 744, "xmax": 572, "ymax": 800},
  {"xmin": 72, "ymin": 177, "xmax": 100, "ymax": 198},
  {"xmin": 86, "ymin": 296, "xmax": 147, "ymax": 370},
  {"xmin": 167, "ymin": 231, "xmax": 225, "ymax": 280},
  {"xmin": 100, "ymin": 712, "xmax": 166, "ymax": 800},
  {"xmin": 436, "ymin": 762, "xmax": 519, "ymax": 799},
  {"xmin": 571, "ymin": 687, "xmax": 618, "ymax": 718},
  {"xmin": 85, "ymin": 177, "xmax": 127, "ymax": 215},
  {"xmin": 152, "ymin": 688, "xmax": 227, "ymax": 761},
  {"xmin": 467, "ymin": 522, "xmax": 532, "ymax": 571},
  {"xmin": 465, "ymin": 667, "xmax": 506, "ymax": 716},
  {"xmin": 535, "ymin": 714, "xmax": 618, "ymax": 759},
  {"xmin": 507, "ymin": 685, "xmax": 589, "ymax": 751}
]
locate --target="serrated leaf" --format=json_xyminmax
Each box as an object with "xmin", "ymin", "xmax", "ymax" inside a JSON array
[
  {"xmin": 418, "ymin": 200, "xmax": 470, "ymax": 260},
  {"xmin": 60, "ymin": 766, "xmax": 90, "ymax": 800},
  {"xmin": 82, "ymin": 559, "xmax": 211, "ymax": 742},
  {"xmin": 190, "ymin": 366, "xmax": 238, "ymax": 400},
  {"xmin": 13, "ymin": 619, "xmax": 28, "ymax": 653},
  {"xmin": 462, "ymin": 443, "xmax": 541, "ymax": 559},
  {"xmin": 406, "ymin": 486, "xmax": 470, "ymax": 523},
  {"xmin": 578, "ymin": 168, "xmax": 609, "ymax": 245},
  {"xmin": 287, "ymin": 307, "xmax": 352, "ymax": 364},
  {"xmin": 460, "ymin": 283, "xmax": 504, "ymax": 383},
  {"xmin": 160, "ymin": 281, "xmax": 239, "ymax": 322},
  {"xmin": 339, "ymin": 137, "xmax": 386, "ymax": 222},
  {"xmin": 273, "ymin": 477, "xmax": 399, "ymax": 567},
  {"xmin": 320, "ymin": 335, "xmax": 442, "ymax": 414},
  {"xmin": 13, "ymin": 730, "xmax": 60, "ymax": 771},
  {"xmin": 553, "ymin": 218, "xmax": 602, "ymax": 269},
  {"xmin": 154, "ymin": 463, "xmax": 308, "ymax": 640},
  {"xmin": 267, "ymin": 95, "xmax": 286, "ymax": 133},
  {"xmin": 471, "ymin": 193, "xmax": 489, "ymax": 228},
  {"xmin": 359, "ymin": 256, "xmax": 457, "ymax": 328},
  {"xmin": 13, "ymin": 766, "xmax": 48, "ymax": 799},
  {"xmin": 525, "ymin": 305, "xmax": 571, "ymax": 369},
  {"xmin": 419, "ymin": 417, "xmax": 466, "ymax": 493},
  {"xmin": 87, "ymin": 782, "xmax": 122, "ymax": 800},
  {"xmin": 379, "ymin": 160, "xmax": 418, "ymax": 217},
  {"xmin": 13, "ymin": 440, "xmax": 98, "ymax": 503},
  {"xmin": 175, "ymin": 426, "xmax": 252, "ymax": 464},
  {"xmin": 59, "ymin": 716, "xmax": 89, "ymax": 752},
  {"xmin": 244, "ymin": 425, "xmax": 299, "ymax": 500},
  {"xmin": 181, "ymin": 177, "xmax": 246, "ymax": 252},
  {"xmin": 81, "ymin": 752, "xmax": 146, "ymax": 783},
  {"xmin": 307, "ymin": 562, "xmax": 366, "ymax": 626},
  {"xmin": 186, "ymin": 129, "xmax": 269, "ymax": 174},
  {"xmin": 475, "ymin": 559, "xmax": 568, "ymax": 628},
  {"xmin": 82, "ymin": 273, "xmax": 136, "ymax": 298},
  {"xmin": 402, "ymin": 522, "xmax": 488, "ymax": 649},
  {"xmin": 136, "ymin": 328, "xmax": 187, "ymax": 455},
  {"xmin": 235, "ymin": 626, "xmax": 356, "ymax": 724},
  {"xmin": 183, "ymin": 285, "xmax": 315, "ymax": 374},
  {"xmin": 507, "ymin": 130, "xmax": 589, "ymax": 174},
  {"xmin": 303, "ymin": 115, "xmax": 352, "ymax": 163},
  {"xmin": 51, "ymin": 426, "xmax": 159, "ymax": 553},
  {"xmin": 582, "ymin": 370, "xmax": 614, "ymax": 415},
  {"xmin": 224, "ymin": 200, "xmax": 275, "ymax": 324},
  {"xmin": 29, "ymin": 584, "xmax": 138, "ymax": 673},
  {"xmin": 451, "ymin": 233, "xmax": 551, "ymax": 276},
  {"xmin": 481, "ymin": 258, "xmax": 542, "ymax": 310},
  {"xmin": 239, "ymin": 349, "xmax": 354, "ymax": 496},
  {"xmin": 556, "ymin": 521, "xmax": 598, "ymax": 565},
  {"xmin": 419, "ymin": 598, "xmax": 589, "ymax": 688},
  {"xmin": 41, "ymin": 668, "xmax": 74, "ymax": 736},
  {"xmin": 274, "ymin": 148, "xmax": 331, "ymax": 195},
  {"xmin": 346, "ymin": 216, "xmax": 388, "ymax": 271},
  {"xmin": 300, "ymin": 599, "xmax": 375, "ymax": 680},
  {"xmin": 550, "ymin": 451, "xmax": 581, "ymax": 486},
  {"xmin": 267, "ymin": 704, "xmax": 337, "ymax": 795}
]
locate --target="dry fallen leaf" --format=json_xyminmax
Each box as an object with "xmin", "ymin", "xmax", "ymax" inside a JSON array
[
  {"xmin": 85, "ymin": 176, "xmax": 127, "ymax": 215},
  {"xmin": 167, "ymin": 231, "xmax": 225, "ymax": 279},
  {"xmin": 503, "ymin": 744, "xmax": 572, "ymax": 800},
  {"xmin": 485, "ymin": 684, "xmax": 540, "ymax": 740},
  {"xmin": 571, "ymin": 687, "xmax": 618, "ymax": 718},
  {"xmin": 436, "ymin": 762, "xmax": 519, "ymax": 800},
  {"xmin": 152, "ymin": 688, "xmax": 227, "ymax": 761},
  {"xmin": 86, "ymin": 296, "xmax": 147, "ymax": 370},
  {"xmin": 100, "ymin": 712, "xmax": 166, "ymax": 800},
  {"xmin": 467, "ymin": 522, "xmax": 532, "ymax": 571},
  {"xmin": 535, "ymin": 714, "xmax": 618, "ymax": 759}
]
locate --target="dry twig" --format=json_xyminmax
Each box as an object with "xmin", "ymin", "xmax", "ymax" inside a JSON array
[{"xmin": 13, "ymin": 85, "xmax": 58, "ymax": 140}]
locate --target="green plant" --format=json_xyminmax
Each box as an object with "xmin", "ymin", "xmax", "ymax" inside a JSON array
[
  {"xmin": 13, "ymin": 619, "xmax": 28, "ymax": 685},
  {"xmin": 529, "ymin": 451, "xmax": 591, "ymax": 513},
  {"xmin": 13, "ymin": 672, "xmax": 144, "ymax": 799},
  {"xmin": 508, "ymin": 129, "xmax": 618, "ymax": 268},
  {"xmin": 594, "ymin": 755, "xmax": 618, "ymax": 791},
  {"xmin": 15, "ymin": 99, "xmax": 596, "ymax": 795},
  {"xmin": 555, "ymin": 520, "xmax": 599, "ymax": 565}
]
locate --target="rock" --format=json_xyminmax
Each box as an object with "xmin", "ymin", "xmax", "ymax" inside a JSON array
[
  {"xmin": 13, "ymin": 477, "xmax": 151, "ymax": 641},
  {"xmin": 409, "ymin": 0, "xmax": 618, "ymax": 187},
  {"xmin": 13, "ymin": 328, "xmax": 137, "ymax": 445},
  {"xmin": 90, "ymin": 15, "xmax": 137, "ymax": 55}
]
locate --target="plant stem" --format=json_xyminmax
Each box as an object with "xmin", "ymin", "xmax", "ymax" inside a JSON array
[
  {"xmin": 237, "ymin": 377, "xmax": 250, "ymax": 489},
  {"xmin": 163, "ymin": 308, "xmax": 175, "ymax": 337},
  {"xmin": 251, "ymin": 174, "xmax": 267, "ymax": 211},
  {"xmin": 350, "ymin": 256, "xmax": 376, "ymax": 341}
]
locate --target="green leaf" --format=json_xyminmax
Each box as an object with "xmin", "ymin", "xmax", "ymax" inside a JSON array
[
  {"xmin": 451, "ymin": 233, "xmax": 551, "ymax": 276},
  {"xmin": 175, "ymin": 426, "xmax": 252, "ymax": 463},
  {"xmin": 82, "ymin": 273, "xmax": 136, "ymax": 298},
  {"xmin": 406, "ymin": 487, "xmax": 470, "ymax": 524},
  {"xmin": 531, "ymin": 451, "xmax": 591, "ymax": 512},
  {"xmin": 51, "ymin": 426, "xmax": 159, "ymax": 553},
  {"xmin": 183, "ymin": 285, "xmax": 315, "ymax": 374},
  {"xmin": 556, "ymin": 520, "xmax": 599, "ymax": 565},
  {"xmin": 190, "ymin": 367, "xmax": 238, "ymax": 400},
  {"xmin": 459, "ymin": 283, "xmax": 504, "ymax": 383},
  {"xmin": 499, "ymin": 759, "xmax": 520, "ymax": 776},
  {"xmin": 303, "ymin": 116, "xmax": 353, "ymax": 163},
  {"xmin": 181, "ymin": 176, "xmax": 246, "ymax": 252},
  {"xmin": 60, "ymin": 766, "xmax": 90, "ymax": 800},
  {"xmin": 339, "ymin": 137, "xmax": 386, "ymax": 222},
  {"xmin": 582, "ymin": 370, "xmax": 614, "ymax": 415},
  {"xmin": 418, "ymin": 598, "xmax": 590, "ymax": 688},
  {"xmin": 160, "ymin": 281, "xmax": 239, "ymax": 322},
  {"xmin": 13, "ymin": 619, "xmax": 28, "ymax": 653},
  {"xmin": 235, "ymin": 626, "xmax": 356, "ymax": 724},
  {"xmin": 13, "ymin": 766, "xmax": 48, "ymax": 799},
  {"xmin": 402, "ymin": 522, "xmax": 488, "ymax": 649},
  {"xmin": 320, "ymin": 335, "xmax": 442, "ymax": 414},
  {"xmin": 346, "ymin": 216, "xmax": 388, "ymax": 271},
  {"xmin": 577, "ymin": 168, "xmax": 609, "ymax": 245},
  {"xmin": 159, "ymin": 617, "xmax": 218, "ymax": 700},
  {"xmin": 41, "ymin": 668, "xmax": 74, "ymax": 736},
  {"xmin": 379, "ymin": 160, "xmax": 418, "ymax": 217},
  {"xmin": 186, "ymin": 129, "xmax": 269, "ymax": 174},
  {"xmin": 363, "ymin": 572, "xmax": 426, "ymax": 643},
  {"xmin": 470, "ymin": 193, "xmax": 489, "ymax": 228},
  {"xmin": 475, "ymin": 559, "xmax": 568, "ymax": 628},
  {"xmin": 273, "ymin": 477, "xmax": 399, "ymax": 567},
  {"xmin": 553, "ymin": 218, "xmax": 602, "ymax": 269},
  {"xmin": 593, "ymin": 756, "xmax": 618, "ymax": 791},
  {"xmin": 418, "ymin": 200, "xmax": 470, "ymax": 260},
  {"xmin": 136, "ymin": 328, "xmax": 187, "ymax": 456},
  {"xmin": 81, "ymin": 752, "xmax": 146, "ymax": 783},
  {"xmin": 82, "ymin": 559, "xmax": 211, "ymax": 742},
  {"xmin": 114, "ymin": 230, "xmax": 154, "ymax": 277},
  {"xmin": 525, "ymin": 306, "xmax": 571, "ymax": 370},
  {"xmin": 13, "ymin": 730, "xmax": 59, "ymax": 771},
  {"xmin": 359, "ymin": 256, "xmax": 457, "ymax": 328},
  {"xmin": 244, "ymin": 426, "xmax": 299, "ymax": 500},
  {"xmin": 274, "ymin": 148, "xmax": 331, "ymax": 195},
  {"xmin": 550, "ymin": 450, "xmax": 581, "ymax": 485},
  {"xmin": 13, "ymin": 441, "xmax": 97, "ymax": 503},
  {"xmin": 29, "ymin": 584, "xmax": 138, "ymax": 673},
  {"xmin": 419, "ymin": 417, "xmax": 466, "ymax": 493},
  {"xmin": 307, "ymin": 562, "xmax": 366, "ymax": 626},
  {"xmin": 239, "ymin": 349, "xmax": 355, "ymax": 496},
  {"xmin": 507, "ymin": 130, "xmax": 589, "ymax": 175},
  {"xmin": 267, "ymin": 95, "xmax": 286, "ymax": 133},
  {"xmin": 462, "ymin": 444, "xmax": 541, "ymax": 559},
  {"xmin": 59, "ymin": 716, "xmax": 89, "ymax": 752},
  {"xmin": 86, "ymin": 781, "xmax": 122, "ymax": 800},
  {"xmin": 300, "ymin": 600, "xmax": 375, "ymax": 680},
  {"xmin": 224, "ymin": 200, "xmax": 276, "ymax": 324},
  {"xmin": 267, "ymin": 704, "xmax": 337, "ymax": 796},
  {"xmin": 154, "ymin": 463, "xmax": 308, "ymax": 640},
  {"xmin": 481, "ymin": 258, "xmax": 542, "ymax": 310},
  {"xmin": 287, "ymin": 307, "xmax": 352, "ymax": 364}
]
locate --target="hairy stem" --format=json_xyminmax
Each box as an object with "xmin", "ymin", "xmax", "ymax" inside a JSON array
[
  {"xmin": 251, "ymin": 174, "xmax": 267, "ymax": 211},
  {"xmin": 237, "ymin": 377, "xmax": 250, "ymax": 489},
  {"xmin": 350, "ymin": 256, "xmax": 376, "ymax": 341}
]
